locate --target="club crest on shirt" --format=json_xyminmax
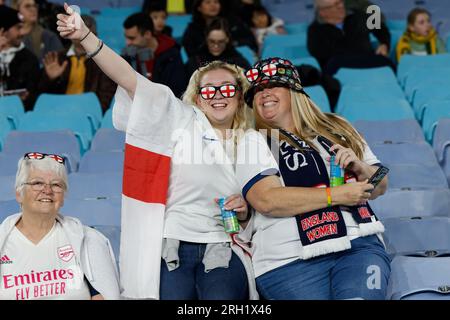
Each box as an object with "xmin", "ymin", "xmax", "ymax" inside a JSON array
[{"xmin": 58, "ymin": 245, "xmax": 74, "ymax": 262}]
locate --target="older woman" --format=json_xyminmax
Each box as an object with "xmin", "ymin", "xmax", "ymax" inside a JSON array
[{"xmin": 0, "ymin": 153, "xmax": 120, "ymax": 300}]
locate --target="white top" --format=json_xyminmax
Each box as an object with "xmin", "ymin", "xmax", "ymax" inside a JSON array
[
  {"xmin": 0, "ymin": 221, "xmax": 91, "ymax": 300},
  {"xmin": 249, "ymin": 138, "xmax": 381, "ymax": 278}
]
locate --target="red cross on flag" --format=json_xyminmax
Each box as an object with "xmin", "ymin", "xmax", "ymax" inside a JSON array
[
  {"xmin": 49, "ymin": 155, "xmax": 64, "ymax": 163},
  {"xmin": 262, "ymin": 64, "xmax": 277, "ymax": 77},
  {"xmin": 220, "ymin": 85, "xmax": 236, "ymax": 98},
  {"xmin": 200, "ymin": 86, "xmax": 217, "ymax": 100},
  {"xmin": 246, "ymin": 69, "xmax": 259, "ymax": 82},
  {"xmin": 27, "ymin": 152, "xmax": 44, "ymax": 159}
]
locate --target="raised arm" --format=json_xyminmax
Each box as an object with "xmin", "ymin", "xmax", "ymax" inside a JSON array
[{"xmin": 56, "ymin": 3, "xmax": 137, "ymax": 97}]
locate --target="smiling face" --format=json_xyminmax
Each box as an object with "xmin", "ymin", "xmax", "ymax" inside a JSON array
[
  {"xmin": 196, "ymin": 68, "xmax": 240, "ymax": 130},
  {"xmin": 254, "ymin": 85, "xmax": 294, "ymax": 130},
  {"xmin": 16, "ymin": 168, "xmax": 65, "ymax": 218}
]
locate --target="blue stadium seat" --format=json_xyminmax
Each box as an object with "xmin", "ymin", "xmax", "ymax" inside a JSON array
[
  {"xmin": 34, "ymin": 93, "xmax": 103, "ymax": 134},
  {"xmin": 420, "ymin": 100, "xmax": 450, "ymax": 142},
  {"xmin": 383, "ymin": 217, "xmax": 450, "ymax": 257},
  {"xmin": 354, "ymin": 119, "xmax": 425, "ymax": 145},
  {"xmin": 166, "ymin": 14, "xmax": 192, "ymax": 42},
  {"xmin": 60, "ymin": 198, "xmax": 121, "ymax": 226},
  {"xmin": 410, "ymin": 82, "xmax": 450, "ymax": 117},
  {"xmin": 371, "ymin": 142, "xmax": 439, "ymax": 166},
  {"xmin": 386, "ymin": 19, "xmax": 407, "ymax": 31},
  {"xmin": 0, "ymin": 176, "xmax": 16, "ymax": 201},
  {"xmin": 291, "ymin": 56, "xmax": 321, "ymax": 71},
  {"xmin": 388, "ymin": 164, "xmax": 449, "ymax": 190},
  {"xmin": 67, "ymin": 172, "xmax": 122, "ymax": 200},
  {"xmin": 18, "ymin": 112, "xmax": 94, "ymax": 154},
  {"xmin": 90, "ymin": 128, "xmax": 125, "ymax": 152},
  {"xmin": 0, "ymin": 200, "xmax": 20, "ymax": 222},
  {"xmin": 402, "ymin": 67, "xmax": 450, "ymax": 101},
  {"xmin": 100, "ymin": 6, "xmax": 140, "ymax": 17},
  {"xmin": 397, "ymin": 54, "xmax": 450, "ymax": 87},
  {"xmin": 78, "ymin": 151, "xmax": 124, "ymax": 174},
  {"xmin": 284, "ymin": 22, "xmax": 308, "ymax": 34},
  {"xmin": 387, "ymin": 255, "xmax": 450, "ymax": 300},
  {"xmin": 447, "ymin": 33, "xmax": 450, "ymax": 52},
  {"xmin": 0, "ymin": 115, "xmax": 11, "ymax": 151},
  {"xmin": 236, "ymin": 46, "xmax": 257, "ymax": 65},
  {"xmin": 2, "ymin": 130, "xmax": 81, "ymax": 173},
  {"xmin": 91, "ymin": 225, "xmax": 121, "ymax": 264},
  {"xmin": 433, "ymin": 118, "xmax": 450, "ymax": 163},
  {"xmin": 261, "ymin": 34, "xmax": 310, "ymax": 60},
  {"xmin": 0, "ymin": 153, "xmax": 22, "ymax": 176},
  {"xmin": 339, "ymin": 99, "xmax": 415, "ymax": 123},
  {"xmin": 0, "ymin": 95, "xmax": 25, "ymax": 129},
  {"xmin": 101, "ymin": 107, "xmax": 114, "ymax": 129},
  {"xmin": 370, "ymin": 188, "xmax": 450, "ymax": 220},
  {"xmin": 335, "ymin": 66, "xmax": 398, "ymax": 87},
  {"xmin": 304, "ymin": 85, "xmax": 331, "ymax": 113}
]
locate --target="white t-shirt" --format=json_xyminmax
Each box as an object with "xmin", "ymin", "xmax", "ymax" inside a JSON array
[
  {"xmin": 0, "ymin": 221, "xmax": 91, "ymax": 300},
  {"xmin": 248, "ymin": 137, "xmax": 381, "ymax": 278}
]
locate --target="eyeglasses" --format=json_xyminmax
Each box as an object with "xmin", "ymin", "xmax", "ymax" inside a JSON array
[
  {"xmin": 22, "ymin": 181, "xmax": 66, "ymax": 193},
  {"xmin": 207, "ymin": 39, "xmax": 228, "ymax": 47},
  {"xmin": 199, "ymin": 84, "xmax": 239, "ymax": 100},
  {"xmin": 24, "ymin": 152, "xmax": 65, "ymax": 165}
]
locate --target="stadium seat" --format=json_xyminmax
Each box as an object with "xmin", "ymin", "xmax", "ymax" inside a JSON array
[
  {"xmin": 285, "ymin": 22, "xmax": 308, "ymax": 34},
  {"xmin": 60, "ymin": 197, "xmax": 121, "ymax": 226},
  {"xmin": 370, "ymin": 188, "xmax": 450, "ymax": 220},
  {"xmin": 0, "ymin": 153, "xmax": 24, "ymax": 176},
  {"xmin": 387, "ymin": 163, "xmax": 449, "ymax": 190},
  {"xmin": 335, "ymin": 66, "xmax": 398, "ymax": 88},
  {"xmin": 354, "ymin": 119, "xmax": 425, "ymax": 145},
  {"xmin": 383, "ymin": 216, "xmax": 450, "ymax": 257},
  {"xmin": 67, "ymin": 172, "xmax": 122, "ymax": 200},
  {"xmin": 291, "ymin": 56, "xmax": 321, "ymax": 71},
  {"xmin": 2, "ymin": 130, "xmax": 81, "ymax": 173},
  {"xmin": 371, "ymin": 141, "xmax": 439, "ymax": 166},
  {"xmin": 90, "ymin": 128, "xmax": 125, "ymax": 152},
  {"xmin": 304, "ymin": 85, "xmax": 331, "ymax": 113},
  {"xmin": 101, "ymin": 107, "xmax": 114, "ymax": 129},
  {"xmin": 0, "ymin": 200, "xmax": 20, "ymax": 222},
  {"xmin": 78, "ymin": 151, "xmax": 124, "ymax": 174},
  {"xmin": 339, "ymin": 99, "xmax": 415, "ymax": 123},
  {"xmin": 397, "ymin": 54, "xmax": 450, "ymax": 87},
  {"xmin": 0, "ymin": 176, "xmax": 16, "ymax": 201},
  {"xmin": 403, "ymin": 67, "xmax": 450, "ymax": 101},
  {"xmin": 420, "ymin": 100, "xmax": 450, "ymax": 142},
  {"xmin": 18, "ymin": 112, "xmax": 94, "ymax": 154},
  {"xmin": 236, "ymin": 46, "xmax": 257, "ymax": 65},
  {"xmin": 99, "ymin": 6, "xmax": 140, "ymax": 17},
  {"xmin": 91, "ymin": 225, "xmax": 121, "ymax": 264},
  {"xmin": 410, "ymin": 82, "xmax": 450, "ymax": 117},
  {"xmin": 34, "ymin": 93, "xmax": 103, "ymax": 134},
  {"xmin": 0, "ymin": 115, "xmax": 11, "ymax": 151},
  {"xmin": 387, "ymin": 255, "xmax": 450, "ymax": 300},
  {"xmin": 386, "ymin": 19, "xmax": 407, "ymax": 31},
  {"xmin": 433, "ymin": 118, "xmax": 450, "ymax": 163},
  {"xmin": 0, "ymin": 95, "xmax": 25, "ymax": 129},
  {"xmin": 261, "ymin": 34, "xmax": 310, "ymax": 60},
  {"xmin": 166, "ymin": 14, "xmax": 192, "ymax": 42}
]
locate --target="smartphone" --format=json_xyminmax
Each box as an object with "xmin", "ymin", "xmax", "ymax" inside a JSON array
[{"xmin": 368, "ymin": 166, "xmax": 389, "ymax": 190}]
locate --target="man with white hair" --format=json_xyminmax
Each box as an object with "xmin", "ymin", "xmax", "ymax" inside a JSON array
[{"xmin": 307, "ymin": 0, "xmax": 392, "ymax": 74}]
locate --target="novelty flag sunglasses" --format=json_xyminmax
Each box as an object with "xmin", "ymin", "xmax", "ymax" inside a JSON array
[
  {"xmin": 199, "ymin": 84, "xmax": 240, "ymax": 100},
  {"xmin": 24, "ymin": 152, "xmax": 66, "ymax": 165}
]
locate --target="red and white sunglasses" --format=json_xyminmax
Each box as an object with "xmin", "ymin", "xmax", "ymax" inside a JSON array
[
  {"xmin": 246, "ymin": 63, "xmax": 278, "ymax": 83},
  {"xmin": 199, "ymin": 84, "xmax": 239, "ymax": 100},
  {"xmin": 24, "ymin": 152, "xmax": 66, "ymax": 165}
]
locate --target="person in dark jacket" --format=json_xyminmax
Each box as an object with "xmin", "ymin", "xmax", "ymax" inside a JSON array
[
  {"xmin": 185, "ymin": 17, "xmax": 251, "ymax": 79},
  {"xmin": 182, "ymin": 0, "xmax": 258, "ymax": 57},
  {"xmin": 0, "ymin": 5, "xmax": 40, "ymax": 111},
  {"xmin": 38, "ymin": 15, "xmax": 116, "ymax": 112},
  {"xmin": 307, "ymin": 0, "xmax": 392, "ymax": 75},
  {"xmin": 122, "ymin": 12, "xmax": 186, "ymax": 98}
]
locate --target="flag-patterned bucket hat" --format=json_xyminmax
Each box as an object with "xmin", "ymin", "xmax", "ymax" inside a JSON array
[{"xmin": 244, "ymin": 57, "xmax": 307, "ymax": 107}]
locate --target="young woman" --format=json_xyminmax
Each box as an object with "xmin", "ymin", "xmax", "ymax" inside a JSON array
[{"xmin": 56, "ymin": 4, "xmax": 279, "ymax": 300}]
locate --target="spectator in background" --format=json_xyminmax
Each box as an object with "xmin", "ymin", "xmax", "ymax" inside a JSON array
[
  {"xmin": 11, "ymin": 0, "xmax": 63, "ymax": 62},
  {"xmin": 307, "ymin": 0, "xmax": 392, "ymax": 75},
  {"xmin": 0, "ymin": 5, "xmax": 40, "ymax": 111},
  {"xmin": 38, "ymin": 15, "xmax": 116, "ymax": 113},
  {"xmin": 142, "ymin": 0, "xmax": 194, "ymax": 15},
  {"xmin": 247, "ymin": 5, "xmax": 286, "ymax": 56},
  {"xmin": 144, "ymin": 2, "xmax": 173, "ymax": 37},
  {"xmin": 396, "ymin": 8, "xmax": 446, "ymax": 62},
  {"xmin": 182, "ymin": 0, "xmax": 258, "ymax": 57},
  {"xmin": 0, "ymin": 153, "xmax": 120, "ymax": 300},
  {"xmin": 185, "ymin": 17, "xmax": 251, "ymax": 79},
  {"xmin": 122, "ymin": 12, "xmax": 186, "ymax": 97}
]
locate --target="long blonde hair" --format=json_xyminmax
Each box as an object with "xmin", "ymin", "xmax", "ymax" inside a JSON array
[
  {"xmin": 254, "ymin": 89, "xmax": 365, "ymax": 159},
  {"xmin": 182, "ymin": 60, "xmax": 253, "ymax": 131}
]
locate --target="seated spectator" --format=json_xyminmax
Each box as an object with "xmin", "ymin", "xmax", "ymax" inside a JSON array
[
  {"xmin": 0, "ymin": 152, "xmax": 120, "ymax": 300},
  {"xmin": 247, "ymin": 4, "xmax": 286, "ymax": 55},
  {"xmin": 142, "ymin": 0, "xmax": 193, "ymax": 15},
  {"xmin": 307, "ymin": 0, "xmax": 393, "ymax": 75},
  {"xmin": 122, "ymin": 12, "xmax": 186, "ymax": 97},
  {"xmin": 182, "ymin": 0, "xmax": 258, "ymax": 57},
  {"xmin": 144, "ymin": 2, "xmax": 173, "ymax": 37},
  {"xmin": 396, "ymin": 8, "xmax": 446, "ymax": 62},
  {"xmin": 38, "ymin": 15, "xmax": 116, "ymax": 113},
  {"xmin": 11, "ymin": 0, "xmax": 63, "ymax": 62},
  {"xmin": 185, "ymin": 17, "xmax": 251, "ymax": 79},
  {"xmin": 0, "ymin": 5, "xmax": 40, "ymax": 111}
]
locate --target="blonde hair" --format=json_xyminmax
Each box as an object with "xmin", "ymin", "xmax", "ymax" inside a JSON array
[
  {"xmin": 182, "ymin": 60, "xmax": 253, "ymax": 131},
  {"xmin": 254, "ymin": 89, "xmax": 365, "ymax": 159},
  {"xmin": 11, "ymin": 0, "xmax": 27, "ymax": 10}
]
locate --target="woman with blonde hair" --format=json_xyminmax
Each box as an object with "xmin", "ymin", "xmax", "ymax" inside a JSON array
[
  {"xmin": 240, "ymin": 57, "xmax": 391, "ymax": 299},
  {"xmin": 56, "ymin": 4, "xmax": 280, "ymax": 300}
]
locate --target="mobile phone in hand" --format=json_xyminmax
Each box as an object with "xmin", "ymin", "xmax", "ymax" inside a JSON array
[{"xmin": 368, "ymin": 166, "xmax": 389, "ymax": 191}]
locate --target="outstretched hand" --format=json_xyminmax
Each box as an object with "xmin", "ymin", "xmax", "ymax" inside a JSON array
[{"xmin": 56, "ymin": 3, "xmax": 89, "ymax": 40}]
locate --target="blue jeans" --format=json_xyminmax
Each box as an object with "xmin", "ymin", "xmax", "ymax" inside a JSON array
[
  {"xmin": 159, "ymin": 241, "xmax": 248, "ymax": 300},
  {"xmin": 256, "ymin": 235, "xmax": 391, "ymax": 300}
]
